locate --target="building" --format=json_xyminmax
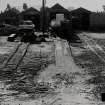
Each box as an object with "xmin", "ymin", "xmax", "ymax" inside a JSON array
[
  {"xmin": 90, "ymin": 12, "xmax": 105, "ymax": 30},
  {"xmin": 70, "ymin": 7, "xmax": 91, "ymax": 30},
  {"xmin": 49, "ymin": 3, "xmax": 71, "ymax": 22}
]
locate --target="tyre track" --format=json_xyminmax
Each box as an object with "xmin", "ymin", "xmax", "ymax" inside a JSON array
[
  {"xmin": 80, "ymin": 35, "xmax": 105, "ymax": 64},
  {"xmin": 3, "ymin": 42, "xmax": 22, "ymax": 67},
  {"xmin": 3, "ymin": 42, "xmax": 30, "ymax": 71}
]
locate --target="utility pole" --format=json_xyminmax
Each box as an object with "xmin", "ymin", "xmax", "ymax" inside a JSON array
[
  {"xmin": 42, "ymin": 0, "xmax": 45, "ymax": 35},
  {"xmin": 42, "ymin": 0, "xmax": 46, "ymax": 35}
]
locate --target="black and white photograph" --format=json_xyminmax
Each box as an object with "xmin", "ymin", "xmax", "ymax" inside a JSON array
[{"xmin": 1, "ymin": 0, "xmax": 105, "ymax": 105}]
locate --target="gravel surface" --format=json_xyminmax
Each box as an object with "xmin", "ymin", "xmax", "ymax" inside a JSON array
[
  {"xmin": 0, "ymin": 37, "xmax": 56, "ymax": 105},
  {"xmin": 1, "ymin": 34, "xmax": 105, "ymax": 105}
]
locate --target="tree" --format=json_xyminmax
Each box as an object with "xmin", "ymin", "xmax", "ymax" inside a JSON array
[
  {"xmin": 6, "ymin": 4, "xmax": 11, "ymax": 11},
  {"xmin": 103, "ymin": 5, "xmax": 105, "ymax": 12},
  {"xmin": 11, "ymin": 7, "xmax": 20, "ymax": 14},
  {"xmin": 23, "ymin": 3, "xmax": 28, "ymax": 11},
  {"xmin": 2, "ymin": 7, "xmax": 20, "ymax": 25}
]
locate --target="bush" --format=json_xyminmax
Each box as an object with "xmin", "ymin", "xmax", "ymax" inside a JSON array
[{"xmin": 0, "ymin": 24, "xmax": 18, "ymax": 36}]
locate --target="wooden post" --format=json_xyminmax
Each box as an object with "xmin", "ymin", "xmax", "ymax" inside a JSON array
[
  {"xmin": 68, "ymin": 41, "xmax": 73, "ymax": 57},
  {"xmin": 42, "ymin": 0, "xmax": 45, "ymax": 35}
]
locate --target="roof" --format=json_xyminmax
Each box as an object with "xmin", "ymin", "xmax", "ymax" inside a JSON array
[
  {"xmin": 50, "ymin": 3, "xmax": 70, "ymax": 13},
  {"xmin": 21, "ymin": 7, "xmax": 39, "ymax": 15},
  {"xmin": 70, "ymin": 7, "xmax": 91, "ymax": 14}
]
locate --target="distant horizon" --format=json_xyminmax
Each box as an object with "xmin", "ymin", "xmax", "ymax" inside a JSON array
[{"xmin": 0, "ymin": 0, "xmax": 105, "ymax": 12}]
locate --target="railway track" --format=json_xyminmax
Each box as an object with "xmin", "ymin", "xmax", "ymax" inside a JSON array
[{"xmin": 3, "ymin": 42, "xmax": 30, "ymax": 71}]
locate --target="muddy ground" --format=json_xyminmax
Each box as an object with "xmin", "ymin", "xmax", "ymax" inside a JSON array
[{"xmin": 0, "ymin": 32, "xmax": 105, "ymax": 105}]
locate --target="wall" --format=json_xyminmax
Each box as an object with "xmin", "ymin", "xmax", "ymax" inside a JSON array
[{"xmin": 90, "ymin": 12, "xmax": 105, "ymax": 28}]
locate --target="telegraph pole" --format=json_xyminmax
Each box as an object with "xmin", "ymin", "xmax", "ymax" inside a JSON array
[{"xmin": 42, "ymin": 0, "xmax": 45, "ymax": 35}]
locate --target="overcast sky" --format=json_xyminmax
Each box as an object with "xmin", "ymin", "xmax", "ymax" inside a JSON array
[{"xmin": 0, "ymin": 0, "xmax": 105, "ymax": 12}]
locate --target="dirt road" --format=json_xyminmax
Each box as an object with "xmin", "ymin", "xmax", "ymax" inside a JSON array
[
  {"xmin": 37, "ymin": 38, "xmax": 104, "ymax": 105},
  {"xmin": 1, "ymin": 35, "xmax": 105, "ymax": 105}
]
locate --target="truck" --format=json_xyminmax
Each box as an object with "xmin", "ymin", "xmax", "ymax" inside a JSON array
[{"xmin": 18, "ymin": 20, "xmax": 35, "ymax": 34}]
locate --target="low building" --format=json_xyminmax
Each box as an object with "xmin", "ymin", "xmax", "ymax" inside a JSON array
[
  {"xmin": 70, "ymin": 7, "xmax": 91, "ymax": 30},
  {"xmin": 90, "ymin": 12, "xmax": 105, "ymax": 30},
  {"xmin": 40, "ymin": 3, "xmax": 71, "ymax": 31},
  {"xmin": 49, "ymin": 3, "xmax": 71, "ymax": 22}
]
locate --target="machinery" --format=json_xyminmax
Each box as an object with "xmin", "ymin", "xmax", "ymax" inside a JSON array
[
  {"xmin": 50, "ymin": 19, "xmax": 81, "ymax": 43},
  {"xmin": 18, "ymin": 20, "xmax": 36, "ymax": 43},
  {"xmin": 18, "ymin": 20, "xmax": 35, "ymax": 35}
]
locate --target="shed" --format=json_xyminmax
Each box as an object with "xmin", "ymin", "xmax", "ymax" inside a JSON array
[
  {"xmin": 49, "ymin": 3, "xmax": 71, "ymax": 21},
  {"xmin": 70, "ymin": 7, "xmax": 91, "ymax": 30}
]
